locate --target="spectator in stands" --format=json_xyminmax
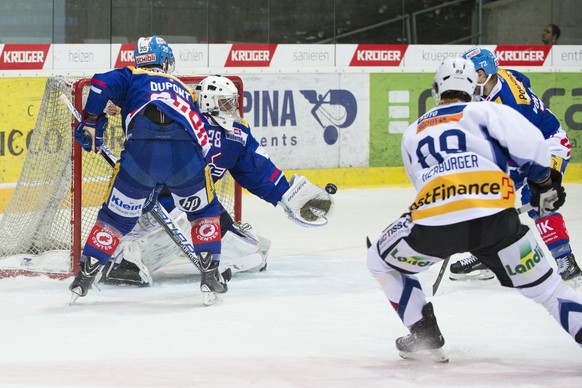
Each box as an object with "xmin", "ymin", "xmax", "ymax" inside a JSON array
[{"xmin": 542, "ymin": 23, "xmax": 560, "ymax": 45}]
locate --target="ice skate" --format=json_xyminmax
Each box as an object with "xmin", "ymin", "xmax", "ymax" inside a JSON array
[
  {"xmin": 69, "ymin": 256, "xmax": 102, "ymax": 304},
  {"xmin": 199, "ymin": 252, "xmax": 229, "ymax": 306},
  {"xmin": 396, "ymin": 303, "xmax": 448, "ymax": 363},
  {"xmin": 557, "ymin": 254, "xmax": 582, "ymax": 289},
  {"xmin": 449, "ymin": 255, "xmax": 494, "ymax": 281}
]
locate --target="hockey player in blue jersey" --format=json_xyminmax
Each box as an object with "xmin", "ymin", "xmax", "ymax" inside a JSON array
[
  {"xmin": 69, "ymin": 36, "xmax": 227, "ymax": 305},
  {"xmin": 449, "ymin": 47, "xmax": 581, "ymax": 286},
  {"xmin": 99, "ymin": 75, "xmax": 334, "ymax": 286},
  {"xmin": 367, "ymin": 57, "xmax": 582, "ymax": 362}
]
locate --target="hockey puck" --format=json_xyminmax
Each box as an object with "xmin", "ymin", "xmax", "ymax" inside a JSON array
[{"xmin": 325, "ymin": 183, "xmax": 337, "ymax": 195}]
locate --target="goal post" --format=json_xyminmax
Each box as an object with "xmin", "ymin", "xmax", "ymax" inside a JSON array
[{"xmin": 0, "ymin": 75, "xmax": 243, "ymax": 278}]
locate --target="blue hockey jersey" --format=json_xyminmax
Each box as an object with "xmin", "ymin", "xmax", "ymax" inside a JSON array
[
  {"xmin": 478, "ymin": 68, "xmax": 560, "ymax": 140},
  {"xmin": 202, "ymin": 115, "xmax": 290, "ymax": 207},
  {"xmin": 85, "ymin": 66, "xmax": 209, "ymax": 155}
]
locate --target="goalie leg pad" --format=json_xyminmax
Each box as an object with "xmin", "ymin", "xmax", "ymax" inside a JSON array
[
  {"xmin": 222, "ymin": 220, "xmax": 271, "ymax": 273},
  {"xmin": 138, "ymin": 233, "xmax": 184, "ymax": 274},
  {"xmin": 220, "ymin": 230, "xmax": 267, "ymax": 274}
]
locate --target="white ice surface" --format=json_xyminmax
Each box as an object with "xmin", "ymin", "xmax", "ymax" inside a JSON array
[{"xmin": 1, "ymin": 185, "xmax": 581, "ymax": 387}]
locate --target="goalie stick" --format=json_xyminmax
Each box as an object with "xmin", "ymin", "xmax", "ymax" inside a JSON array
[{"xmin": 59, "ymin": 93, "xmax": 230, "ymax": 281}]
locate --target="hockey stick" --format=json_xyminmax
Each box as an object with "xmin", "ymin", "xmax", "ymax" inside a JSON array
[
  {"xmin": 517, "ymin": 203, "xmax": 533, "ymax": 215},
  {"xmin": 432, "ymin": 257, "xmax": 450, "ymax": 296},
  {"xmin": 59, "ymin": 93, "xmax": 226, "ymax": 278}
]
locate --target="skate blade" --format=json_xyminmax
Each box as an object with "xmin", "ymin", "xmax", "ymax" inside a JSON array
[
  {"xmin": 565, "ymin": 275, "xmax": 582, "ymax": 290},
  {"xmin": 202, "ymin": 291, "xmax": 222, "ymax": 306},
  {"xmin": 449, "ymin": 270, "xmax": 494, "ymax": 281},
  {"xmin": 200, "ymin": 283, "xmax": 225, "ymax": 306},
  {"xmin": 399, "ymin": 347, "xmax": 449, "ymax": 363},
  {"xmin": 69, "ymin": 290, "xmax": 81, "ymax": 305}
]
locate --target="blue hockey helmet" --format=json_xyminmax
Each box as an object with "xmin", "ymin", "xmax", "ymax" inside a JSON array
[
  {"xmin": 462, "ymin": 47, "xmax": 498, "ymax": 75},
  {"xmin": 134, "ymin": 36, "xmax": 175, "ymax": 73}
]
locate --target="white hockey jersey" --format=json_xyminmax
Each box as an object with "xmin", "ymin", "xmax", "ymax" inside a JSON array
[{"xmin": 401, "ymin": 101, "xmax": 551, "ymax": 226}]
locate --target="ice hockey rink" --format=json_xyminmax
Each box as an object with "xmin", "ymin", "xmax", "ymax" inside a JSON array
[{"xmin": 0, "ymin": 185, "xmax": 581, "ymax": 388}]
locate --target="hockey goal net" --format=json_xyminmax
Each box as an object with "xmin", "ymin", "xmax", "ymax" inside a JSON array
[{"xmin": 0, "ymin": 75, "xmax": 242, "ymax": 278}]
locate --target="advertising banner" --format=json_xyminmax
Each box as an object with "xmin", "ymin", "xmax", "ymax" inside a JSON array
[
  {"xmin": 0, "ymin": 77, "xmax": 46, "ymax": 210},
  {"xmin": 545, "ymin": 45, "xmax": 582, "ymax": 67},
  {"xmin": 368, "ymin": 71, "xmax": 582, "ymax": 167},
  {"xmin": 3, "ymin": 44, "xmax": 581, "ymax": 74},
  {"xmin": 369, "ymin": 73, "xmax": 435, "ymax": 166},
  {"xmin": 0, "ymin": 44, "xmax": 51, "ymax": 70},
  {"xmin": 526, "ymin": 73, "xmax": 582, "ymax": 160},
  {"xmin": 52, "ymin": 44, "xmax": 110, "ymax": 70},
  {"xmin": 240, "ymin": 73, "xmax": 369, "ymax": 169}
]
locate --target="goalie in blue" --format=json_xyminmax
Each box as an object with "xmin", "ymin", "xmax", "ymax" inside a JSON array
[
  {"xmin": 98, "ymin": 75, "xmax": 335, "ymax": 287},
  {"xmin": 69, "ymin": 36, "xmax": 227, "ymax": 305}
]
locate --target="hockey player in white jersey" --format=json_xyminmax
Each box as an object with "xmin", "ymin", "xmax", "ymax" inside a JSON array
[
  {"xmin": 99, "ymin": 75, "xmax": 334, "ymax": 286},
  {"xmin": 449, "ymin": 47, "xmax": 581, "ymax": 285},
  {"xmin": 367, "ymin": 57, "xmax": 582, "ymax": 362}
]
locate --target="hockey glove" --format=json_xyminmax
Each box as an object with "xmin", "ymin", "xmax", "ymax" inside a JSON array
[
  {"xmin": 279, "ymin": 175, "xmax": 334, "ymax": 227},
  {"xmin": 74, "ymin": 111, "xmax": 108, "ymax": 153},
  {"xmin": 528, "ymin": 168, "xmax": 566, "ymax": 216}
]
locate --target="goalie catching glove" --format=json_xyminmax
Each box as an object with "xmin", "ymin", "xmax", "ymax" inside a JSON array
[
  {"xmin": 528, "ymin": 168, "xmax": 566, "ymax": 216},
  {"xmin": 279, "ymin": 175, "xmax": 334, "ymax": 227},
  {"xmin": 74, "ymin": 111, "xmax": 108, "ymax": 153}
]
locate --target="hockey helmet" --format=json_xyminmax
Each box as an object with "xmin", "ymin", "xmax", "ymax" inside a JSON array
[
  {"xmin": 195, "ymin": 75, "xmax": 241, "ymax": 131},
  {"xmin": 462, "ymin": 47, "xmax": 498, "ymax": 96},
  {"xmin": 134, "ymin": 36, "xmax": 175, "ymax": 73},
  {"xmin": 462, "ymin": 47, "xmax": 498, "ymax": 75},
  {"xmin": 432, "ymin": 57, "xmax": 477, "ymax": 103}
]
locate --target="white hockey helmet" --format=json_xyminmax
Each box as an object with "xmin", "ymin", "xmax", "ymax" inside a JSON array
[
  {"xmin": 432, "ymin": 57, "xmax": 477, "ymax": 104},
  {"xmin": 195, "ymin": 75, "xmax": 241, "ymax": 131}
]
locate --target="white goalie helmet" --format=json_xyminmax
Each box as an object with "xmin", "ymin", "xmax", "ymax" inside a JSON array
[
  {"xmin": 195, "ymin": 75, "xmax": 241, "ymax": 131},
  {"xmin": 432, "ymin": 57, "xmax": 477, "ymax": 103}
]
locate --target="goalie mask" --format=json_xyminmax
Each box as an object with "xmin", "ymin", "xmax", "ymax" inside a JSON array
[
  {"xmin": 195, "ymin": 75, "xmax": 241, "ymax": 131},
  {"xmin": 134, "ymin": 35, "xmax": 175, "ymax": 74},
  {"xmin": 462, "ymin": 47, "xmax": 498, "ymax": 97},
  {"xmin": 432, "ymin": 57, "xmax": 477, "ymax": 104}
]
